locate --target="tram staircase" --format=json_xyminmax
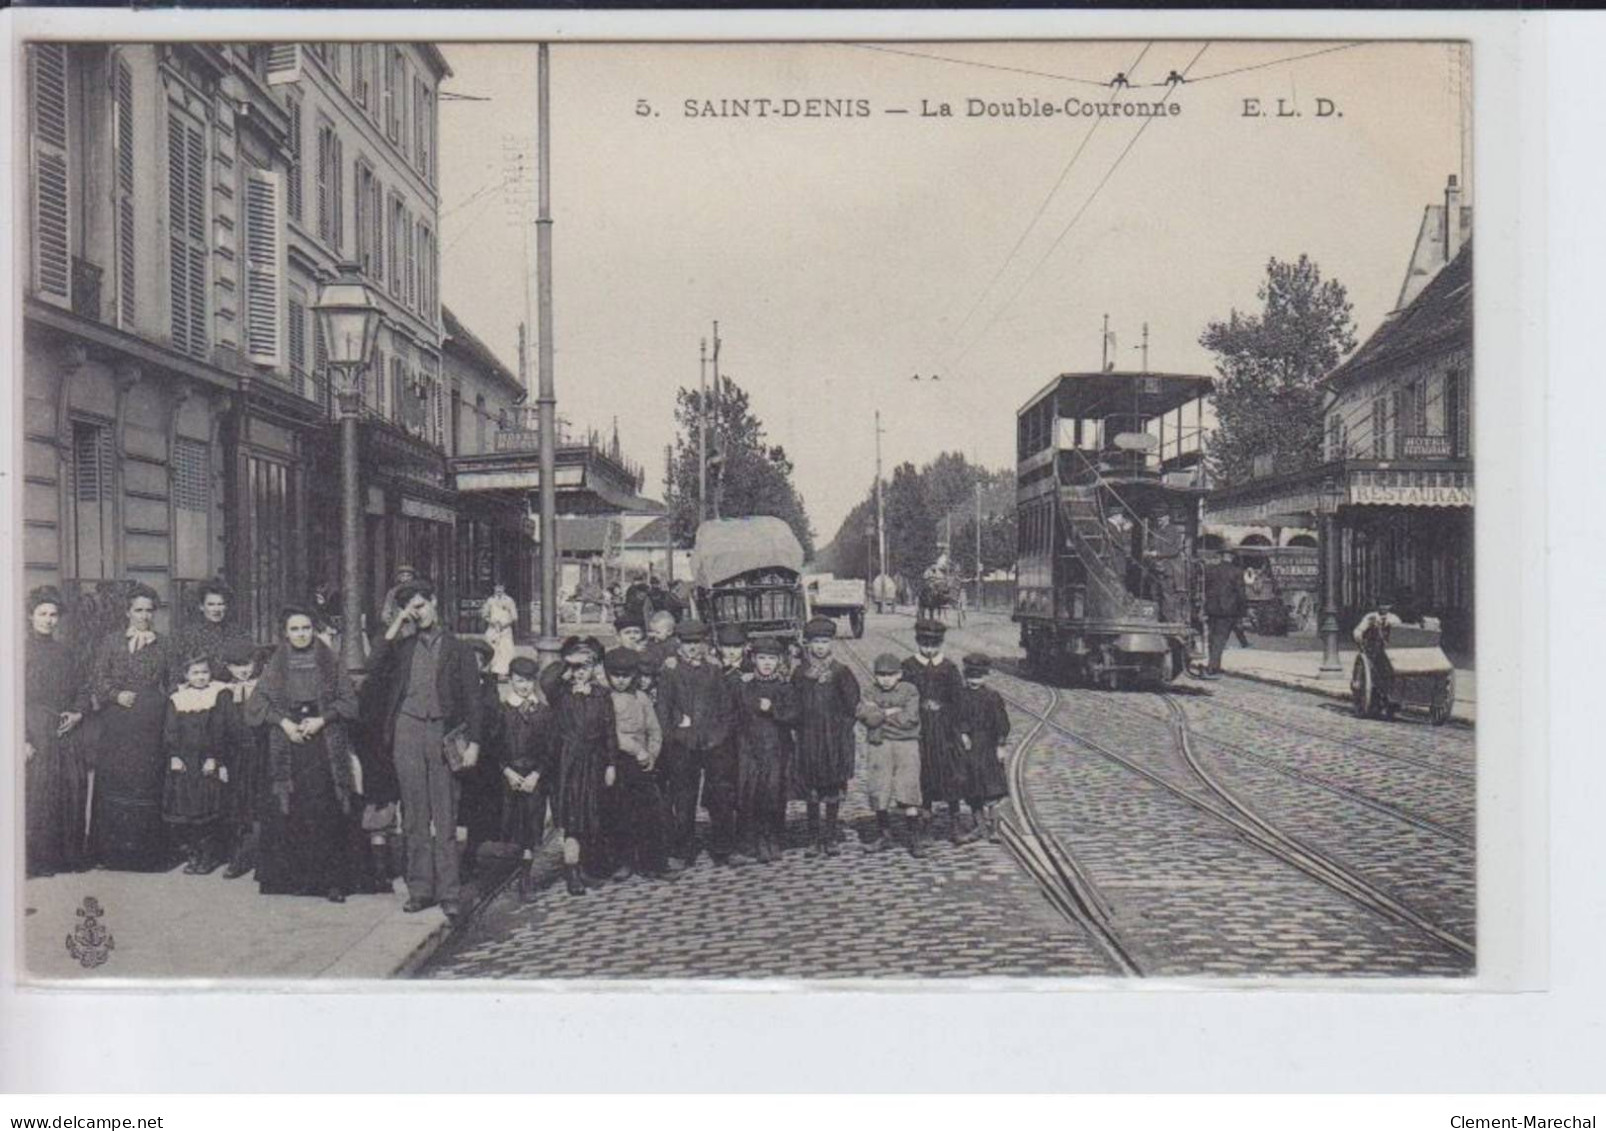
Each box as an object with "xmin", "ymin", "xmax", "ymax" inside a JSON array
[{"xmin": 1061, "ymin": 489, "xmax": 1170, "ymax": 618}]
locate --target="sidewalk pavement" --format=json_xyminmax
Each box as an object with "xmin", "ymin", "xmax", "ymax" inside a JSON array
[
  {"xmin": 24, "ymin": 848, "xmax": 519, "ymax": 982},
  {"xmin": 1216, "ymin": 644, "xmax": 1477, "ymax": 725}
]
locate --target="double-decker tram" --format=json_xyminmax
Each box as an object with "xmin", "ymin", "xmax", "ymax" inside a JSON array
[{"xmin": 1014, "ymin": 370, "xmax": 1213, "ymax": 689}]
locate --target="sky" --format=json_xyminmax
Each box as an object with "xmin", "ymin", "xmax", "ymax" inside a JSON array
[{"xmin": 436, "ymin": 39, "xmax": 1470, "ymax": 541}]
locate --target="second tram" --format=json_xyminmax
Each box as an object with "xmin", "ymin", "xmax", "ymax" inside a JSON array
[{"xmin": 1014, "ymin": 370, "xmax": 1213, "ymax": 688}]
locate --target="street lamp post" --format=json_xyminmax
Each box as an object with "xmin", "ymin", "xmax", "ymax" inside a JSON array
[
  {"xmin": 1317, "ymin": 476, "xmax": 1344, "ymax": 678},
  {"xmin": 314, "ymin": 263, "xmax": 382, "ymax": 678}
]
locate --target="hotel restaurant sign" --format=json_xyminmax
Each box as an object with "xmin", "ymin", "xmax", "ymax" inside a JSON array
[{"xmin": 1207, "ymin": 467, "xmax": 1473, "ymax": 525}]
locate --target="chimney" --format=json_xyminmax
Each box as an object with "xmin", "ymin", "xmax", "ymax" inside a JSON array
[{"xmin": 1443, "ymin": 175, "xmax": 1467, "ymax": 261}]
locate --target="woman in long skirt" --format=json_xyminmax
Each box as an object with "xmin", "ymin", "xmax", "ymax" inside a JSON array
[
  {"xmin": 89, "ymin": 583, "xmax": 173, "ymax": 871},
  {"xmin": 24, "ymin": 587, "xmax": 90, "ymax": 877},
  {"xmin": 250, "ymin": 607, "xmax": 360, "ymax": 902}
]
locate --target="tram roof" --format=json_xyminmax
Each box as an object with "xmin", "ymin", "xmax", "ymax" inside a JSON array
[{"xmin": 1019, "ymin": 371, "xmax": 1214, "ymax": 420}]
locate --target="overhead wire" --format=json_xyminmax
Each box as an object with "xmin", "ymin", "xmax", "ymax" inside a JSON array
[
  {"xmin": 924, "ymin": 41, "xmax": 1153, "ymax": 378},
  {"xmin": 947, "ymin": 42, "xmax": 1213, "ymax": 375}
]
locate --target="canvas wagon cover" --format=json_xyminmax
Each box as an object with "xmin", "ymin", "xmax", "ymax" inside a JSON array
[{"xmin": 692, "ymin": 517, "xmax": 805, "ymax": 588}]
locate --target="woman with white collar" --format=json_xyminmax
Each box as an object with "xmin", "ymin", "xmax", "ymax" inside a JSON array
[{"xmin": 89, "ymin": 583, "xmax": 174, "ymax": 871}]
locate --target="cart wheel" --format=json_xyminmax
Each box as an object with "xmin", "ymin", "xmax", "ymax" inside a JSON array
[
  {"xmin": 1428, "ymin": 669, "xmax": 1455, "ymax": 726},
  {"xmin": 850, "ymin": 610, "xmax": 865, "ymax": 639},
  {"xmin": 1351, "ymin": 655, "xmax": 1375, "ymax": 719}
]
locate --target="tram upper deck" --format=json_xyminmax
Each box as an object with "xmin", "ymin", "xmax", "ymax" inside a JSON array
[{"xmin": 1016, "ymin": 370, "xmax": 1213, "ymax": 496}]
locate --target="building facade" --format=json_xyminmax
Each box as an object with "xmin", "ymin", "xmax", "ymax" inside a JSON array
[{"xmin": 1206, "ymin": 177, "xmax": 1474, "ymax": 654}]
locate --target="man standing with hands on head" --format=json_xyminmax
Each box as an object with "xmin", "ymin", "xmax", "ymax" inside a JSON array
[{"xmin": 367, "ymin": 580, "xmax": 484, "ymax": 920}]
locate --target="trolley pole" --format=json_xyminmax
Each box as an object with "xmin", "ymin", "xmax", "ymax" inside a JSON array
[
  {"xmin": 535, "ymin": 42, "xmax": 560, "ymax": 668},
  {"xmin": 698, "ymin": 338, "xmax": 708, "ymax": 523}
]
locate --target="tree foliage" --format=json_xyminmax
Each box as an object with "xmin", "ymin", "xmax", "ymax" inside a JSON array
[
  {"xmin": 1201, "ymin": 255, "xmax": 1358, "ymax": 487},
  {"xmin": 664, "ymin": 376, "xmax": 814, "ymax": 557},
  {"xmin": 816, "ymin": 452, "xmax": 1014, "ymax": 583}
]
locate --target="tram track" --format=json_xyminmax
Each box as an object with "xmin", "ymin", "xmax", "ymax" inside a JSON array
[
  {"xmin": 856, "ymin": 620, "xmax": 1475, "ymax": 967},
  {"xmin": 835, "ymin": 634, "xmax": 1141, "ymax": 975}
]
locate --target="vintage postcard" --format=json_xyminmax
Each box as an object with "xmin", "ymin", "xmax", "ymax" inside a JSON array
[{"xmin": 11, "ymin": 30, "xmax": 1503, "ymax": 987}]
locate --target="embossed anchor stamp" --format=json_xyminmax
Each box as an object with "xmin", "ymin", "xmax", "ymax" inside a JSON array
[{"xmin": 65, "ymin": 897, "xmax": 115, "ymax": 969}]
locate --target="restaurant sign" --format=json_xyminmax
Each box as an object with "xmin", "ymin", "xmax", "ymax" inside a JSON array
[{"xmin": 1348, "ymin": 467, "xmax": 1473, "ymax": 507}]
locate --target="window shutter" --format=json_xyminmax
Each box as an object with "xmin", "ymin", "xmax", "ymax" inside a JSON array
[
  {"xmin": 286, "ymin": 96, "xmax": 302, "ymax": 221},
  {"xmin": 244, "ymin": 169, "xmax": 285, "ymax": 366},
  {"xmin": 266, "ymin": 44, "xmax": 302, "ymax": 86},
  {"xmin": 404, "ymin": 210, "xmax": 416, "ymax": 308},
  {"xmin": 172, "ymin": 438, "xmax": 210, "ymax": 512},
  {"xmin": 383, "ymin": 49, "xmax": 396, "ymax": 141},
  {"xmin": 73, "ymin": 422, "xmax": 114, "ymax": 503},
  {"xmin": 184, "ymin": 119, "xmax": 207, "ymax": 356},
  {"xmin": 29, "ymin": 43, "xmax": 71, "ymax": 306},
  {"xmin": 288, "ymin": 297, "xmax": 306, "ymax": 375},
  {"xmin": 312, "ymin": 315, "xmax": 329, "ymax": 408},
  {"xmin": 372, "ymin": 177, "xmax": 384, "ymax": 282},
  {"xmin": 111, "ymin": 57, "xmax": 136, "ymax": 327},
  {"xmin": 316, "ymin": 125, "xmax": 330, "ymax": 242},
  {"xmin": 167, "ymin": 113, "xmax": 210, "ymax": 356},
  {"xmin": 331, "ymin": 135, "xmax": 344, "ymax": 251}
]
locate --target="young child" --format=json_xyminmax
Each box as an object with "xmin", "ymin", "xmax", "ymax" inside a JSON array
[
  {"xmin": 958, "ymin": 654, "xmax": 1011, "ymax": 841},
  {"xmin": 458, "ymin": 639, "xmax": 505, "ymax": 881},
  {"xmin": 654, "ymin": 621, "xmax": 739, "ymax": 867},
  {"xmin": 162, "ymin": 653, "xmax": 239, "ymax": 875},
  {"xmin": 602, "ymin": 647, "xmax": 669, "ymax": 880},
  {"xmin": 635, "ymin": 652, "xmax": 662, "ymax": 704},
  {"xmin": 902, "ymin": 618, "xmax": 972, "ymax": 845},
  {"xmin": 854, "ymin": 652, "xmax": 925, "ymax": 856},
  {"xmin": 790, "ymin": 617, "xmax": 861, "ymax": 858},
  {"xmin": 643, "ymin": 611, "xmax": 679, "ymax": 673},
  {"xmin": 735, "ymin": 636, "xmax": 799, "ymax": 863},
  {"xmin": 219, "ymin": 639, "xmax": 264, "ymax": 880},
  {"xmin": 614, "ymin": 610, "xmax": 647, "ymax": 653},
  {"xmin": 551, "ymin": 639, "xmax": 617, "ymax": 895},
  {"xmin": 496, "ymin": 656, "xmax": 554, "ymax": 901}
]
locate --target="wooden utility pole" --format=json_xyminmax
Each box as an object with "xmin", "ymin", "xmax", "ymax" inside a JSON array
[
  {"xmin": 874, "ymin": 410, "xmax": 887, "ymax": 580},
  {"xmin": 1139, "ymin": 322, "xmax": 1150, "ymax": 373},
  {"xmin": 974, "ymin": 479, "xmax": 983, "ymax": 609},
  {"xmin": 710, "ymin": 320, "xmax": 723, "ymax": 519},
  {"xmin": 698, "ymin": 338, "xmax": 708, "ymax": 523},
  {"xmin": 1101, "ymin": 312, "xmax": 1110, "ymax": 372}
]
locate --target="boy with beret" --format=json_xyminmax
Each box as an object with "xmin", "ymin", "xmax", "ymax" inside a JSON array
[
  {"xmin": 496, "ymin": 656, "xmax": 555, "ymax": 900},
  {"xmin": 655, "ymin": 620, "xmax": 739, "ymax": 866},
  {"xmin": 854, "ymin": 652, "xmax": 925, "ymax": 856},
  {"xmin": 791, "ymin": 617, "xmax": 861, "ymax": 857},
  {"xmin": 734, "ymin": 635, "xmax": 799, "ymax": 863}
]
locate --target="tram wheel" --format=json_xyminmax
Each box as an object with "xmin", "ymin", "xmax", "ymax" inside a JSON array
[
  {"xmin": 849, "ymin": 610, "xmax": 865, "ymax": 638},
  {"xmin": 1351, "ymin": 656, "xmax": 1377, "ymax": 719}
]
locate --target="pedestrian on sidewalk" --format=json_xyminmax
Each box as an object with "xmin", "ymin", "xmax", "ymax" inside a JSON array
[
  {"xmin": 902, "ymin": 619, "xmax": 972, "ymax": 844},
  {"xmin": 603, "ymin": 647, "xmax": 670, "ymax": 881},
  {"xmin": 367, "ymin": 582, "xmax": 484, "ymax": 919},
  {"xmin": 480, "ymin": 583, "xmax": 519, "ymax": 678},
  {"xmin": 24, "ymin": 587, "xmax": 90, "ymax": 878},
  {"xmin": 493, "ymin": 656, "xmax": 554, "ymax": 901},
  {"xmin": 790, "ymin": 617, "xmax": 861, "ymax": 858},
  {"xmin": 175, "ymin": 582, "xmax": 253, "ymax": 682},
  {"xmin": 550, "ymin": 637, "xmax": 617, "ymax": 895},
  {"xmin": 219, "ymin": 640, "xmax": 266, "ymax": 880},
  {"xmin": 735, "ymin": 636, "xmax": 799, "ymax": 864},
  {"xmin": 162, "ymin": 653, "xmax": 238, "ymax": 875},
  {"xmin": 655, "ymin": 620, "xmax": 739, "ymax": 867},
  {"xmin": 88, "ymin": 583, "xmax": 173, "ymax": 873},
  {"xmin": 854, "ymin": 652, "xmax": 924, "ymax": 857},
  {"xmin": 251, "ymin": 607, "xmax": 361, "ymax": 903},
  {"xmin": 1203, "ymin": 554, "xmax": 1248, "ymax": 676},
  {"xmin": 957, "ymin": 654, "xmax": 1011, "ymax": 842}
]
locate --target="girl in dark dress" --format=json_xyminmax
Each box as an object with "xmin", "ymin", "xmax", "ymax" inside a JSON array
[
  {"xmin": 219, "ymin": 640, "xmax": 267, "ymax": 879},
  {"xmin": 162, "ymin": 654, "xmax": 239, "ymax": 874},
  {"xmin": 957, "ymin": 654, "xmax": 1011, "ymax": 842},
  {"xmin": 24, "ymin": 587, "xmax": 90, "ymax": 877},
  {"xmin": 901, "ymin": 619, "xmax": 973, "ymax": 844},
  {"xmin": 550, "ymin": 639, "xmax": 618, "ymax": 896},
  {"xmin": 89, "ymin": 584, "xmax": 174, "ymax": 871},
  {"xmin": 250, "ymin": 608, "xmax": 360, "ymax": 902},
  {"xmin": 790, "ymin": 618, "xmax": 861, "ymax": 858}
]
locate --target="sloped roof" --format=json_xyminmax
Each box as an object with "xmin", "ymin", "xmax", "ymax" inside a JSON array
[
  {"xmin": 442, "ymin": 305, "xmax": 524, "ymax": 399},
  {"xmin": 1325, "ymin": 239, "xmax": 1471, "ymax": 393},
  {"xmin": 624, "ymin": 515, "xmax": 673, "ymax": 546},
  {"xmin": 556, "ymin": 516, "xmax": 616, "ymax": 556}
]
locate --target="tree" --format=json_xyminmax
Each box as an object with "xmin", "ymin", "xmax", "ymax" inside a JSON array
[
  {"xmin": 664, "ymin": 375, "xmax": 814, "ymax": 557},
  {"xmin": 1201, "ymin": 255, "xmax": 1357, "ymax": 487}
]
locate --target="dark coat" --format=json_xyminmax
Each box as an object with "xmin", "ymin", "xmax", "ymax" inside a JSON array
[
  {"xmin": 655, "ymin": 659, "xmax": 738, "ymax": 752},
  {"xmin": 1203, "ymin": 561, "xmax": 1248, "ymax": 619},
  {"xmin": 365, "ymin": 628, "xmax": 485, "ymax": 753}
]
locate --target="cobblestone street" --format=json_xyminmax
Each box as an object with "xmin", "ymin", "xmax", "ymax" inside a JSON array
[{"xmin": 423, "ymin": 612, "xmax": 1477, "ymax": 980}]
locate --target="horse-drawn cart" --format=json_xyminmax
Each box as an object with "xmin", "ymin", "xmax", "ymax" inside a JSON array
[
  {"xmin": 692, "ymin": 517, "xmax": 808, "ymax": 644},
  {"xmin": 1351, "ymin": 612, "xmax": 1456, "ymax": 726}
]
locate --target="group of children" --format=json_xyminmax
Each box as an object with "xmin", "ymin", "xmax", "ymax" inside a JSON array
[{"xmin": 465, "ymin": 609, "xmax": 1014, "ymax": 899}]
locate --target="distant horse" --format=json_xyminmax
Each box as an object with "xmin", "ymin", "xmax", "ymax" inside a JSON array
[{"xmin": 917, "ymin": 578, "xmax": 957, "ymax": 625}]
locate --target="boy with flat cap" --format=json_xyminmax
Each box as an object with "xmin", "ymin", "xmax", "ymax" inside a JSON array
[
  {"xmin": 614, "ymin": 609, "xmax": 647, "ymax": 652},
  {"xmin": 734, "ymin": 635, "xmax": 799, "ymax": 863},
  {"xmin": 602, "ymin": 646, "xmax": 668, "ymax": 879},
  {"xmin": 902, "ymin": 618, "xmax": 972, "ymax": 845},
  {"xmin": 654, "ymin": 620, "xmax": 739, "ymax": 866},
  {"xmin": 855, "ymin": 651, "xmax": 925, "ymax": 856},
  {"xmin": 791, "ymin": 616, "xmax": 861, "ymax": 857},
  {"xmin": 958, "ymin": 653, "xmax": 1011, "ymax": 842}
]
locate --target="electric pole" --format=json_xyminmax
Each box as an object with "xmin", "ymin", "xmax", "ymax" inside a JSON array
[
  {"xmin": 698, "ymin": 337, "xmax": 708, "ymax": 523},
  {"xmin": 874, "ymin": 410, "xmax": 887, "ymax": 583},
  {"xmin": 535, "ymin": 42, "xmax": 559, "ymax": 665},
  {"xmin": 1101, "ymin": 312, "xmax": 1110, "ymax": 372},
  {"xmin": 710, "ymin": 320, "xmax": 723, "ymax": 520},
  {"xmin": 974, "ymin": 478, "xmax": 983, "ymax": 610}
]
